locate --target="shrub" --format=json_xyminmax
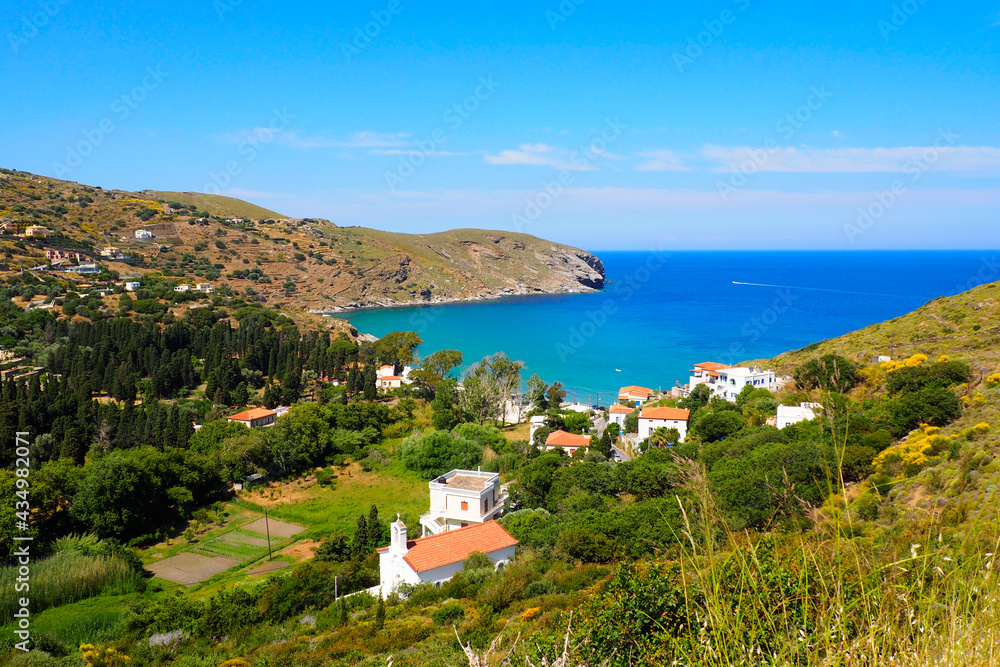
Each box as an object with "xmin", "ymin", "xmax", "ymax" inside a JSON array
[{"xmin": 432, "ymin": 603, "xmax": 466, "ymax": 626}]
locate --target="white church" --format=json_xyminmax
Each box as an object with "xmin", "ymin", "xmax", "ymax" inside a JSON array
[{"xmin": 376, "ymin": 469, "xmax": 517, "ymax": 596}]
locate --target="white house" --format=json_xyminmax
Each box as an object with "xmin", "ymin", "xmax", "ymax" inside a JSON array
[
  {"xmin": 124, "ymin": 281, "xmax": 141, "ymax": 291},
  {"xmin": 544, "ymin": 430, "xmax": 592, "ymax": 456},
  {"xmin": 638, "ymin": 406, "xmax": 691, "ymax": 442},
  {"xmin": 608, "ymin": 403, "xmax": 633, "ymax": 427},
  {"xmin": 376, "ymin": 364, "xmax": 395, "ymax": 379},
  {"xmin": 776, "ymin": 402, "xmax": 823, "ymax": 429},
  {"xmin": 419, "ymin": 469, "xmax": 508, "ymax": 536},
  {"xmin": 618, "ymin": 385, "xmax": 656, "ymax": 406},
  {"xmin": 134, "ymin": 229, "xmax": 153, "ymax": 240},
  {"xmin": 377, "ymin": 518, "xmax": 518, "ymax": 596},
  {"xmin": 378, "ymin": 375, "xmax": 403, "ymax": 392},
  {"xmin": 193, "ymin": 283, "xmax": 215, "ymax": 294},
  {"xmin": 174, "ymin": 284, "xmax": 190, "ymax": 292},
  {"xmin": 529, "ymin": 415, "xmax": 547, "ymax": 442},
  {"xmin": 688, "ymin": 361, "xmax": 732, "ymax": 394},
  {"xmin": 712, "ymin": 367, "xmax": 778, "ymax": 402}
]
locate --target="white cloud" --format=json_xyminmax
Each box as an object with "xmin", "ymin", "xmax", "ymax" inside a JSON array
[
  {"xmin": 276, "ymin": 130, "xmax": 411, "ymax": 150},
  {"xmin": 483, "ymin": 143, "xmax": 596, "ymax": 170},
  {"xmin": 634, "ymin": 150, "xmax": 690, "ymax": 172}
]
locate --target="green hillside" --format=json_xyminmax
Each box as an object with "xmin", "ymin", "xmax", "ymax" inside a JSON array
[
  {"xmin": 139, "ymin": 191, "xmax": 285, "ymax": 219},
  {"xmin": 764, "ymin": 279, "xmax": 1000, "ymax": 375}
]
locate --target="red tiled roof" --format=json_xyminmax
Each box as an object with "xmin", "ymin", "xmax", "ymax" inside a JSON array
[
  {"xmin": 640, "ymin": 406, "xmax": 691, "ymax": 421},
  {"xmin": 380, "ymin": 376, "xmax": 402, "ymax": 381},
  {"xmin": 379, "ymin": 365, "xmax": 394, "ymax": 371},
  {"xmin": 545, "ymin": 430, "xmax": 593, "ymax": 447},
  {"xmin": 609, "ymin": 404, "xmax": 633, "ymax": 414},
  {"xmin": 692, "ymin": 362, "xmax": 731, "ymax": 372},
  {"xmin": 377, "ymin": 521, "xmax": 518, "ymax": 573},
  {"xmin": 227, "ymin": 407, "xmax": 276, "ymax": 421},
  {"xmin": 618, "ymin": 385, "xmax": 654, "ymax": 398}
]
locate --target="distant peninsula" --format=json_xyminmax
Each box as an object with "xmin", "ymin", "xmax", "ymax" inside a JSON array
[{"xmin": 0, "ymin": 168, "xmax": 605, "ymax": 312}]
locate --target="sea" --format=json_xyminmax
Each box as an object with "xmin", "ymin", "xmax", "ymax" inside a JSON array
[{"xmin": 339, "ymin": 251, "xmax": 998, "ymax": 405}]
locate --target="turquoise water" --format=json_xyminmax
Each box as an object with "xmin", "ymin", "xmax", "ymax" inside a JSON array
[{"xmin": 340, "ymin": 251, "xmax": 998, "ymax": 403}]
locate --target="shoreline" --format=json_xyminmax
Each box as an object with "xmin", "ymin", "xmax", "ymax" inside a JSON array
[{"xmin": 309, "ymin": 285, "xmax": 605, "ymax": 317}]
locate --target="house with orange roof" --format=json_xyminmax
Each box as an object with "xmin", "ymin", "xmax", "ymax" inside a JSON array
[
  {"xmin": 638, "ymin": 406, "xmax": 691, "ymax": 443},
  {"xmin": 608, "ymin": 403, "xmax": 634, "ymax": 428},
  {"xmin": 618, "ymin": 385, "xmax": 656, "ymax": 406},
  {"xmin": 376, "ymin": 364, "xmax": 396, "ymax": 378},
  {"xmin": 377, "ymin": 518, "xmax": 518, "ymax": 595},
  {"xmin": 544, "ymin": 429, "xmax": 592, "ymax": 456},
  {"xmin": 226, "ymin": 407, "xmax": 277, "ymax": 428},
  {"xmin": 688, "ymin": 361, "xmax": 732, "ymax": 394},
  {"xmin": 378, "ymin": 375, "xmax": 403, "ymax": 392}
]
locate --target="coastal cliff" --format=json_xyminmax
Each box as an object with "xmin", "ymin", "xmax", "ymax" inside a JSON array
[{"xmin": 0, "ymin": 169, "xmax": 605, "ymax": 312}]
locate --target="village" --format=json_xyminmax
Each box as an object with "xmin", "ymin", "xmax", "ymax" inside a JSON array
[{"xmin": 211, "ymin": 356, "xmax": 828, "ymax": 599}]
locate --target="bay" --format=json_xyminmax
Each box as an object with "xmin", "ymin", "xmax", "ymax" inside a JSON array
[{"xmin": 339, "ymin": 251, "xmax": 998, "ymax": 403}]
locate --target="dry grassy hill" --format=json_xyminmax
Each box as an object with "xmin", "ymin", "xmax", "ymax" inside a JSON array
[
  {"xmin": 761, "ymin": 280, "xmax": 1000, "ymax": 379},
  {"xmin": 0, "ymin": 168, "xmax": 605, "ymax": 313}
]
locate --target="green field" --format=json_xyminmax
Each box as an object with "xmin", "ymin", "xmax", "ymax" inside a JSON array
[
  {"xmin": 193, "ymin": 529, "xmax": 274, "ymax": 562},
  {"xmin": 237, "ymin": 458, "xmax": 429, "ymax": 541}
]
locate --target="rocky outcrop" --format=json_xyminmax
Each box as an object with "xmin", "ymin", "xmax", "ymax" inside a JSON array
[{"xmin": 309, "ymin": 231, "xmax": 606, "ymax": 313}]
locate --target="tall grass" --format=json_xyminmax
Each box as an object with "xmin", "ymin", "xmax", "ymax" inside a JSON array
[
  {"xmin": 0, "ymin": 550, "xmax": 144, "ymax": 623},
  {"xmin": 575, "ymin": 449, "xmax": 1000, "ymax": 666}
]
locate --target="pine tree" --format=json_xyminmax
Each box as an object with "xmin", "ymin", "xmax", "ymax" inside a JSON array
[
  {"xmin": 363, "ymin": 363, "xmax": 377, "ymax": 400},
  {"xmin": 338, "ymin": 596, "xmax": 348, "ymax": 627},
  {"xmin": 366, "ymin": 505, "xmax": 382, "ymax": 550}
]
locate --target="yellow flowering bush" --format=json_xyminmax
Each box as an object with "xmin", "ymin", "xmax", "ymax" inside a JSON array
[
  {"xmin": 881, "ymin": 360, "xmax": 904, "ymax": 372},
  {"xmin": 961, "ymin": 392, "xmax": 987, "ymax": 407},
  {"xmin": 519, "ymin": 607, "xmax": 542, "ymax": 622},
  {"xmin": 859, "ymin": 365, "xmax": 884, "ymax": 386},
  {"xmin": 219, "ymin": 660, "xmax": 250, "ymax": 667},
  {"xmin": 873, "ymin": 426, "xmax": 954, "ymax": 477},
  {"xmin": 986, "ymin": 373, "xmax": 1000, "ymax": 388},
  {"xmin": 938, "ymin": 354, "xmax": 951, "ymax": 363},
  {"xmin": 905, "ymin": 353, "xmax": 929, "ymax": 367},
  {"xmin": 80, "ymin": 645, "xmax": 131, "ymax": 666}
]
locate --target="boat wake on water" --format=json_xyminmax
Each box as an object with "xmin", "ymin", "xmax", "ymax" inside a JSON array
[{"xmin": 732, "ymin": 281, "xmax": 909, "ymax": 300}]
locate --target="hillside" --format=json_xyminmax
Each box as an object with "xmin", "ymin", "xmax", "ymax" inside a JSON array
[
  {"xmin": 138, "ymin": 190, "xmax": 285, "ymax": 219},
  {"xmin": 762, "ymin": 280, "xmax": 1000, "ymax": 377},
  {"xmin": 0, "ymin": 168, "xmax": 605, "ymax": 313}
]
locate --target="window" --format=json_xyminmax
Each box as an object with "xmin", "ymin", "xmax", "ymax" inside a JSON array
[
  {"xmin": 461, "ymin": 522, "xmax": 468, "ymax": 528},
  {"xmin": 461, "ymin": 501, "xmax": 468, "ymax": 511}
]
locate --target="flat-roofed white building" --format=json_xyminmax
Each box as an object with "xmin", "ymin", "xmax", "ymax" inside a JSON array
[
  {"xmin": 419, "ymin": 469, "xmax": 508, "ymax": 537},
  {"xmin": 713, "ymin": 367, "xmax": 778, "ymax": 402},
  {"xmin": 776, "ymin": 402, "xmax": 823, "ymax": 429}
]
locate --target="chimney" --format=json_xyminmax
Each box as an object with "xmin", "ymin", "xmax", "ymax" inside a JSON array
[{"xmin": 390, "ymin": 515, "xmax": 408, "ymax": 555}]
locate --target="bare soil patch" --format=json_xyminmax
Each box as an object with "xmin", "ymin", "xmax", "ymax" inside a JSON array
[
  {"xmin": 243, "ymin": 517, "xmax": 305, "ymax": 539},
  {"xmin": 147, "ymin": 552, "xmax": 239, "ymax": 586},
  {"xmin": 279, "ymin": 539, "xmax": 319, "ymax": 562}
]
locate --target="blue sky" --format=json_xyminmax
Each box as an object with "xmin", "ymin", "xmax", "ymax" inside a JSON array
[{"xmin": 2, "ymin": 0, "xmax": 999, "ymax": 250}]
